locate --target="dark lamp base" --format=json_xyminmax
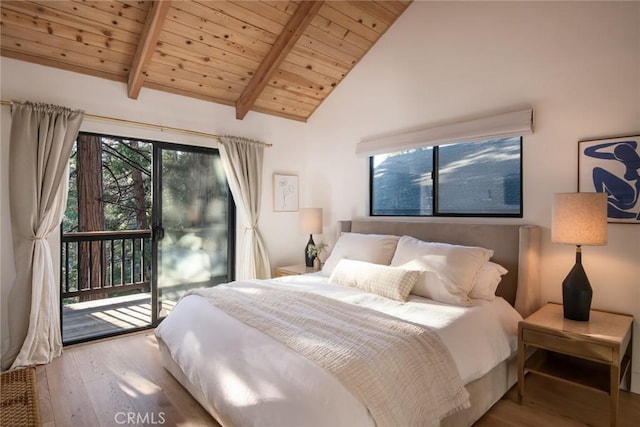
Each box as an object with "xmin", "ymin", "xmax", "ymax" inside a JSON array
[
  {"xmin": 304, "ymin": 234, "xmax": 315, "ymax": 268},
  {"xmin": 562, "ymin": 261, "xmax": 592, "ymax": 322}
]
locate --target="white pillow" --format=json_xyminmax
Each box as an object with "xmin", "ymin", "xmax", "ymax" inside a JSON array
[
  {"xmin": 469, "ymin": 262, "xmax": 508, "ymax": 301},
  {"xmin": 410, "ymin": 271, "xmax": 472, "ymax": 306},
  {"xmin": 321, "ymin": 232, "xmax": 400, "ymax": 276},
  {"xmin": 390, "ymin": 235, "xmax": 494, "ymax": 306},
  {"xmin": 329, "ymin": 259, "xmax": 420, "ymax": 302}
]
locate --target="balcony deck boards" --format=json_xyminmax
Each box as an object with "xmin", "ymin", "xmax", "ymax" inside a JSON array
[{"xmin": 62, "ymin": 293, "xmax": 176, "ymax": 342}]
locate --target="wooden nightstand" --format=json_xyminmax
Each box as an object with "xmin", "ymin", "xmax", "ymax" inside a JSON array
[
  {"xmin": 517, "ymin": 302, "xmax": 633, "ymax": 427},
  {"xmin": 273, "ymin": 264, "xmax": 318, "ymax": 278}
]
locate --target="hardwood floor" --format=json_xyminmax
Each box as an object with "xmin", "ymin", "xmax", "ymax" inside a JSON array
[
  {"xmin": 37, "ymin": 331, "xmax": 640, "ymax": 426},
  {"xmin": 476, "ymin": 374, "xmax": 640, "ymax": 427},
  {"xmin": 37, "ymin": 331, "xmax": 219, "ymax": 427}
]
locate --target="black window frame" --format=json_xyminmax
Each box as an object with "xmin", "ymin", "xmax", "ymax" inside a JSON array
[
  {"xmin": 60, "ymin": 131, "xmax": 236, "ymax": 345},
  {"xmin": 369, "ymin": 137, "xmax": 523, "ymax": 218}
]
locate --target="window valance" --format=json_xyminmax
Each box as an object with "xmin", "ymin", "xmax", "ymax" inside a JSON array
[{"xmin": 356, "ymin": 108, "xmax": 533, "ymax": 157}]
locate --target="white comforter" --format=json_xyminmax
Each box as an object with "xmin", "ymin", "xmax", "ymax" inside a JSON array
[{"xmin": 155, "ymin": 274, "xmax": 522, "ymax": 427}]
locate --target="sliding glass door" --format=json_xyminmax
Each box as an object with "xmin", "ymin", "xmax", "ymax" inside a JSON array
[
  {"xmin": 153, "ymin": 143, "xmax": 235, "ymax": 321},
  {"xmin": 62, "ymin": 134, "xmax": 234, "ymax": 343}
]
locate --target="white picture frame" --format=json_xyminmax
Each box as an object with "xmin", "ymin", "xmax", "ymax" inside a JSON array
[{"xmin": 273, "ymin": 174, "xmax": 298, "ymax": 212}]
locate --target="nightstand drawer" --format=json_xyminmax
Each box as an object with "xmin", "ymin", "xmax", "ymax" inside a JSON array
[{"xmin": 523, "ymin": 329, "xmax": 612, "ymax": 363}]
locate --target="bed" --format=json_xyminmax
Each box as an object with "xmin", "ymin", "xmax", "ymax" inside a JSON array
[{"xmin": 155, "ymin": 219, "xmax": 541, "ymax": 426}]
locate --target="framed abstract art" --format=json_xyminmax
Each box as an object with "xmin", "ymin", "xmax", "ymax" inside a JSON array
[
  {"xmin": 578, "ymin": 135, "xmax": 640, "ymax": 223},
  {"xmin": 273, "ymin": 173, "xmax": 298, "ymax": 212}
]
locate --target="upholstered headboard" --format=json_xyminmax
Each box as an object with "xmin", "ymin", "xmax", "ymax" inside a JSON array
[{"xmin": 337, "ymin": 219, "xmax": 541, "ymax": 317}]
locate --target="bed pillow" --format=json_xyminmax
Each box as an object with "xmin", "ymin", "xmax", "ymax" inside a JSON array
[
  {"xmin": 469, "ymin": 262, "xmax": 508, "ymax": 301},
  {"xmin": 390, "ymin": 236, "xmax": 494, "ymax": 306},
  {"xmin": 321, "ymin": 232, "xmax": 400, "ymax": 276},
  {"xmin": 329, "ymin": 259, "xmax": 420, "ymax": 302}
]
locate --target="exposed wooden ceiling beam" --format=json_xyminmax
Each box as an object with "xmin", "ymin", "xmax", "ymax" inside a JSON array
[
  {"xmin": 127, "ymin": 0, "xmax": 171, "ymax": 99},
  {"xmin": 235, "ymin": 1, "xmax": 324, "ymax": 120}
]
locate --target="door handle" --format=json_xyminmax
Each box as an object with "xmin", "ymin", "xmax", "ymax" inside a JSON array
[{"xmin": 153, "ymin": 226, "xmax": 165, "ymax": 241}]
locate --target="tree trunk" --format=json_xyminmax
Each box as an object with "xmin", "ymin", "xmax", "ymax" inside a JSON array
[
  {"xmin": 130, "ymin": 141, "xmax": 148, "ymax": 230},
  {"xmin": 77, "ymin": 134, "xmax": 105, "ymax": 301},
  {"xmin": 130, "ymin": 141, "xmax": 149, "ymax": 284}
]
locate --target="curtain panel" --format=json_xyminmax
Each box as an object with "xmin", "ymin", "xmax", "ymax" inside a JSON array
[
  {"xmin": 218, "ymin": 136, "xmax": 271, "ymax": 280},
  {"xmin": 6, "ymin": 101, "xmax": 83, "ymax": 370}
]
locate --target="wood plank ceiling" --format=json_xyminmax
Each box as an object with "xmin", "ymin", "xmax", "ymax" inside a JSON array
[{"xmin": 0, "ymin": 1, "xmax": 412, "ymax": 122}]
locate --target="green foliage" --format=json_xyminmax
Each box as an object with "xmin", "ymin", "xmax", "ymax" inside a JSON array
[
  {"xmin": 101, "ymin": 138, "xmax": 152, "ymax": 230},
  {"xmin": 306, "ymin": 242, "xmax": 328, "ymax": 259},
  {"xmin": 161, "ymin": 150, "xmax": 228, "ymax": 229},
  {"xmin": 63, "ymin": 135, "xmax": 152, "ymax": 233},
  {"xmin": 63, "ymin": 147, "xmax": 78, "ymax": 233}
]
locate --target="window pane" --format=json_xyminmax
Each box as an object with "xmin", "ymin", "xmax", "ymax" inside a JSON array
[
  {"xmin": 371, "ymin": 148, "xmax": 433, "ymax": 215},
  {"xmin": 438, "ymin": 137, "xmax": 521, "ymax": 214},
  {"xmin": 159, "ymin": 149, "xmax": 231, "ymax": 316}
]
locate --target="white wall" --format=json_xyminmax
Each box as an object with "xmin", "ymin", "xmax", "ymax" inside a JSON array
[
  {"xmin": 1, "ymin": 0, "xmax": 639, "ymax": 391},
  {"xmin": 304, "ymin": 1, "xmax": 640, "ymax": 391}
]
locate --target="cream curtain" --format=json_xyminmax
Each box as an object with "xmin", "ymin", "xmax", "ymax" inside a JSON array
[
  {"xmin": 8, "ymin": 101, "xmax": 84, "ymax": 369},
  {"xmin": 218, "ymin": 136, "xmax": 271, "ymax": 279}
]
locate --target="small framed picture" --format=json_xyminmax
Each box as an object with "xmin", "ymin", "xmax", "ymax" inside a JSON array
[
  {"xmin": 578, "ymin": 135, "xmax": 640, "ymax": 223},
  {"xmin": 273, "ymin": 174, "xmax": 298, "ymax": 212}
]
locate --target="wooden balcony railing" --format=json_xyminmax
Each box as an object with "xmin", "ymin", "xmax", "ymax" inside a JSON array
[{"xmin": 61, "ymin": 230, "xmax": 152, "ymax": 302}]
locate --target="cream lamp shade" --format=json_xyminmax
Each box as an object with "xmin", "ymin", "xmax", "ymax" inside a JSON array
[
  {"xmin": 299, "ymin": 208, "xmax": 323, "ymax": 234},
  {"xmin": 551, "ymin": 193, "xmax": 608, "ymax": 246}
]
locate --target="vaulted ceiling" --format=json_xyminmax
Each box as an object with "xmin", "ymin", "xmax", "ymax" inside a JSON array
[{"xmin": 0, "ymin": 1, "xmax": 412, "ymax": 122}]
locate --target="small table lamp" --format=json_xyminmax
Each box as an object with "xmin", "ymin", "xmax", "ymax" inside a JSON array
[
  {"xmin": 299, "ymin": 208, "xmax": 322, "ymax": 267},
  {"xmin": 551, "ymin": 193, "xmax": 608, "ymax": 321}
]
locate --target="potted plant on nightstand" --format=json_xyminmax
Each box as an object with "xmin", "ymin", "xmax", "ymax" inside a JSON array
[{"xmin": 307, "ymin": 242, "xmax": 328, "ymax": 270}]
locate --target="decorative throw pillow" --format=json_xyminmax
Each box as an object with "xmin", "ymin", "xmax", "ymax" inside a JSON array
[
  {"xmin": 469, "ymin": 262, "xmax": 508, "ymax": 301},
  {"xmin": 329, "ymin": 259, "xmax": 420, "ymax": 302},
  {"xmin": 390, "ymin": 235, "xmax": 494, "ymax": 306},
  {"xmin": 321, "ymin": 232, "xmax": 400, "ymax": 276}
]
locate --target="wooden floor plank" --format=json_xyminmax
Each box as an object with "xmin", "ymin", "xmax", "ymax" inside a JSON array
[
  {"xmin": 36, "ymin": 332, "xmax": 640, "ymax": 427},
  {"xmin": 114, "ymin": 368, "xmax": 188, "ymax": 427},
  {"xmin": 478, "ymin": 374, "xmax": 640, "ymax": 427},
  {"xmin": 35, "ymin": 366, "xmax": 55, "ymax": 426},
  {"xmin": 62, "ymin": 294, "xmax": 152, "ymax": 342},
  {"xmin": 122, "ymin": 333, "xmax": 217, "ymax": 426},
  {"xmin": 476, "ymin": 398, "xmax": 587, "ymax": 427},
  {"xmin": 43, "ymin": 350, "xmax": 102, "ymax": 426},
  {"xmin": 85, "ymin": 375, "xmax": 138, "ymax": 427}
]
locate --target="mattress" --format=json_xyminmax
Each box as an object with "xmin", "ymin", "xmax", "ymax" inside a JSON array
[
  {"xmin": 155, "ymin": 274, "xmax": 522, "ymax": 426},
  {"xmin": 157, "ymin": 337, "xmax": 517, "ymax": 427}
]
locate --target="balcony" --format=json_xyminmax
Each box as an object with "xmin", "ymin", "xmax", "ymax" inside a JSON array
[
  {"xmin": 61, "ymin": 228, "xmax": 228, "ymax": 343},
  {"xmin": 61, "ymin": 230, "xmax": 153, "ymax": 343}
]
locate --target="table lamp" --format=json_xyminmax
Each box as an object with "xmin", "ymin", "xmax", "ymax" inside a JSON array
[
  {"xmin": 551, "ymin": 193, "xmax": 607, "ymax": 321},
  {"xmin": 299, "ymin": 208, "xmax": 322, "ymax": 267}
]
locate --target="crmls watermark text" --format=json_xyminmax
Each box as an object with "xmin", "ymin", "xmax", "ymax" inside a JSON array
[{"xmin": 114, "ymin": 412, "xmax": 166, "ymax": 425}]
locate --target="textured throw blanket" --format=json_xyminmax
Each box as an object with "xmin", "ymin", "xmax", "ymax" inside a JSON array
[{"xmin": 188, "ymin": 282, "xmax": 470, "ymax": 426}]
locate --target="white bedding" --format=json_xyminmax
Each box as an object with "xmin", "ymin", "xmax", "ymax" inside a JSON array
[{"xmin": 155, "ymin": 274, "xmax": 522, "ymax": 427}]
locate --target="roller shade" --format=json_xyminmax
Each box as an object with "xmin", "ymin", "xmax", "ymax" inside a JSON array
[{"xmin": 356, "ymin": 108, "xmax": 533, "ymax": 157}]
